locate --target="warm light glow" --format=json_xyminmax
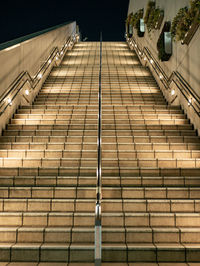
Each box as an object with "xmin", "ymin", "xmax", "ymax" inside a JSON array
[
  {"xmin": 60, "ymin": 51, "xmax": 64, "ymax": 55},
  {"xmin": 135, "ymin": 44, "xmax": 137, "ymax": 48},
  {"xmin": 150, "ymin": 59, "xmax": 154, "ymax": 64},
  {"xmin": 56, "ymin": 56, "xmax": 59, "ymax": 60},
  {"xmin": 48, "ymin": 59, "xmax": 52, "ymax": 64},
  {"xmin": 171, "ymin": 89, "xmax": 175, "ymax": 96},
  {"xmin": 144, "ymin": 57, "xmax": 147, "ymax": 61},
  {"xmin": 25, "ymin": 89, "xmax": 29, "ymax": 95},
  {"xmin": 7, "ymin": 98, "xmax": 12, "ymax": 105},
  {"xmin": 159, "ymin": 74, "xmax": 163, "ymax": 80},
  {"xmin": 139, "ymin": 51, "xmax": 142, "ymax": 55},
  {"xmin": 188, "ymin": 98, "xmax": 192, "ymax": 106},
  {"xmin": 38, "ymin": 73, "xmax": 42, "ymax": 79}
]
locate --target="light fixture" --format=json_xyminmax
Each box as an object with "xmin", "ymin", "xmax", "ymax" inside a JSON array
[
  {"xmin": 60, "ymin": 51, "xmax": 63, "ymax": 55},
  {"xmin": 25, "ymin": 89, "xmax": 29, "ymax": 96},
  {"xmin": 144, "ymin": 57, "xmax": 147, "ymax": 61},
  {"xmin": 56, "ymin": 56, "xmax": 59, "ymax": 61},
  {"xmin": 7, "ymin": 98, "xmax": 12, "ymax": 105},
  {"xmin": 171, "ymin": 89, "xmax": 175, "ymax": 96},
  {"xmin": 139, "ymin": 51, "xmax": 142, "ymax": 55},
  {"xmin": 159, "ymin": 74, "xmax": 163, "ymax": 80},
  {"xmin": 188, "ymin": 98, "xmax": 192, "ymax": 106},
  {"xmin": 135, "ymin": 44, "xmax": 137, "ymax": 48},
  {"xmin": 150, "ymin": 59, "xmax": 154, "ymax": 64},
  {"xmin": 48, "ymin": 59, "xmax": 52, "ymax": 64},
  {"xmin": 38, "ymin": 73, "xmax": 42, "ymax": 79}
]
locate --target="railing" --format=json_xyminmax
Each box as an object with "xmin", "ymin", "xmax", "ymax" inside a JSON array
[
  {"xmin": 95, "ymin": 32, "xmax": 102, "ymax": 266},
  {"xmin": 127, "ymin": 35, "xmax": 200, "ymax": 117},
  {"xmin": 0, "ymin": 29, "xmax": 79, "ymax": 117}
]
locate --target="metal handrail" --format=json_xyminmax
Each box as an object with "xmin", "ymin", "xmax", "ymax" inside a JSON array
[
  {"xmin": 0, "ymin": 31, "xmax": 78, "ymax": 116},
  {"xmin": 95, "ymin": 32, "xmax": 102, "ymax": 266},
  {"xmin": 127, "ymin": 36, "xmax": 200, "ymax": 116}
]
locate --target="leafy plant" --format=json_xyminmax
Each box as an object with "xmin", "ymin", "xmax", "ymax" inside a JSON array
[
  {"xmin": 144, "ymin": 1, "xmax": 164, "ymax": 33},
  {"xmin": 126, "ymin": 13, "xmax": 133, "ymax": 37},
  {"xmin": 130, "ymin": 9, "xmax": 144, "ymax": 28},
  {"xmin": 144, "ymin": 1, "xmax": 155, "ymax": 24},
  {"xmin": 171, "ymin": 0, "xmax": 200, "ymax": 42}
]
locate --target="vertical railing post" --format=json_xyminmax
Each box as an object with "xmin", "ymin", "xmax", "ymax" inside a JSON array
[{"xmin": 95, "ymin": 32, "xmax": 102, "ymax": 266}]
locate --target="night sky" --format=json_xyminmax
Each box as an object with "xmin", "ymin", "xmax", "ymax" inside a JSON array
[{"xmin": 0, "ymin": 0, "xmax": 129, "ymax": 44}]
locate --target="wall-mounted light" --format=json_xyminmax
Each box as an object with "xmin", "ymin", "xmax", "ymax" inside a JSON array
[
  {"xmin": 25, "ymin": 89, "xmax": 29, "ymax": 96},
  {"xmin": 7, "ymin": 98, "xmax": 12, "ymax": 106},
  {"xmin": 38, "ymin": 73, "xmax": 42, "ymax": 79},
  {"xmin": 171, "ymin": 89, "xmax": 175, "ymax": 96}
]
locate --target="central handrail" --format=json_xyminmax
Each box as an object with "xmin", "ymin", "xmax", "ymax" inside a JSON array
[{"xmin": 95, "ymin": 32, "xmax": 102, "ymax": 266}]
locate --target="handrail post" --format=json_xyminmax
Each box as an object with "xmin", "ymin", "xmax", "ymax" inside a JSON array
[{"xmin": 95, "ymin": 32, "xmax": 102, "ymax": 266}]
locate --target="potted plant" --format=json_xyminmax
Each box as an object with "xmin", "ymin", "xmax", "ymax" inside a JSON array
[
  {"xmin": 126, "ymin": 13, "xmax": 133, "ymax": 37},
  {"xmin": 171, "ymin": 0, "xmax": 200, "ymax": 44},
  {"xmin": 131, "ymin": 9, "xmax": 145, "ymax": 37},
  {"xmin": 144, "ymin": 1, "xmax": 155, "ymax": 24},
  {"xmin": 144, "ymin": 1, "xmax": 164, "ymax": 33}
]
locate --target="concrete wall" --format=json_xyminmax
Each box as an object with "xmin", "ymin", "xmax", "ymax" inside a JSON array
[
  {"xmin": 128, "ymin": 0, "xmax": 200, "ymax": 132},
  {"xmin": 0, "ymin": 21, "xmax": 77, "ymax": 134},
  {"xmin": 128, "ymin": 0, "xmax": 200, "ymax": 96},
  {"xmin": 0, "ymin": 22, "xmax": 76, "ymax": 97}
]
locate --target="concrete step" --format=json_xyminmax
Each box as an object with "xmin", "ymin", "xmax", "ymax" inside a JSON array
[
  {"xmin": 102, "ymin": 243, "xmax": 200, "ymax": 262},
  {"xmin": 102, "ymin": 176, "xmax": 200, "ymax": 187},
  {"xmin": 102, "ymin": 213, "xmax": 200, "ymax": 227},
  {"xmin": 0, "ymin": 187, "xmax": 96, "ymax": 199},
  {"xmin": 0, "ymin": 227, "xmax": 94, "ymax": 244},
  {"xmin": 0, "ymin": 212, "xmax": 94, "ymax": 227},
  {"xmin": 0, "ymin": 243, "xmax": 94, "ymax": 262},
  {"xmin": 101, "ymin": 199, "xmax": 200, "ymax": 213},
  {"xmin": 5, "ymin": 123, "xmax": 193, "ymax": 131},
  {"xmin": 0, "ymin": 199, "xmax": 95, "ymax": 212},
  {"xmin": 102, "ymin": 187, "xmax": 200, "ymax": 199}
]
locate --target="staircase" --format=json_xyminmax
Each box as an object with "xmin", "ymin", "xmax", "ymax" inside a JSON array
[{"xmin": 0, "ymin": 41, "xmax": 199, "ymax": 265}]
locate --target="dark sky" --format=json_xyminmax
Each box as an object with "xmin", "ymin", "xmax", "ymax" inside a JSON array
[{"xmin": 0, "ymin": 0, "xmax": 129, "ymax": 44}]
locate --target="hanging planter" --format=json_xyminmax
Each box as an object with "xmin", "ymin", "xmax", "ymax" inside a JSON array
[
  {"xmin": 182, "ymin": 16, "xmax": 199, "ymax": 44},
  {"xmin": 131, "ymin": 9, "xmax": 145, "ymax": 37},
  {"xmin": 171, "ymin": 0, "xmax": 200, "ymax": 44},
  {"xmin": 155, "ymin": 10, "xmax": 165, "ymax": 29},
  {"xmin": 126, "ymin": 13, "xmax": 133, "ymax": 37},
  {"xmin": 157, "ymin": 22, "xmax": 172, "ymax": 61},
  {"xmin": 144, "ymin": 1, "xmax": 164, "ymax": 33},
  {"xmin": 144, "ymin": 1, "xmax": 155, "ymax": 25}
]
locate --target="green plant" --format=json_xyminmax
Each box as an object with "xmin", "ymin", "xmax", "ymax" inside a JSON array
[
  {"xmin": 144, "ymin": 1, "xmax": 164, "ymax": 33},
  {"xmin": 130, "ymin": 9, "xmax": 144, "ymax": 28},
  {"xmin": 126, "ymin": 13, "xmax": 133, "ymax": 36},
  {"xmin": 144, "ymin": 1, "xmax": 155, "ymax": 24},
  {"xmin": 171, "ymin": 0, "xmax": 200, "ymax": 41}
]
